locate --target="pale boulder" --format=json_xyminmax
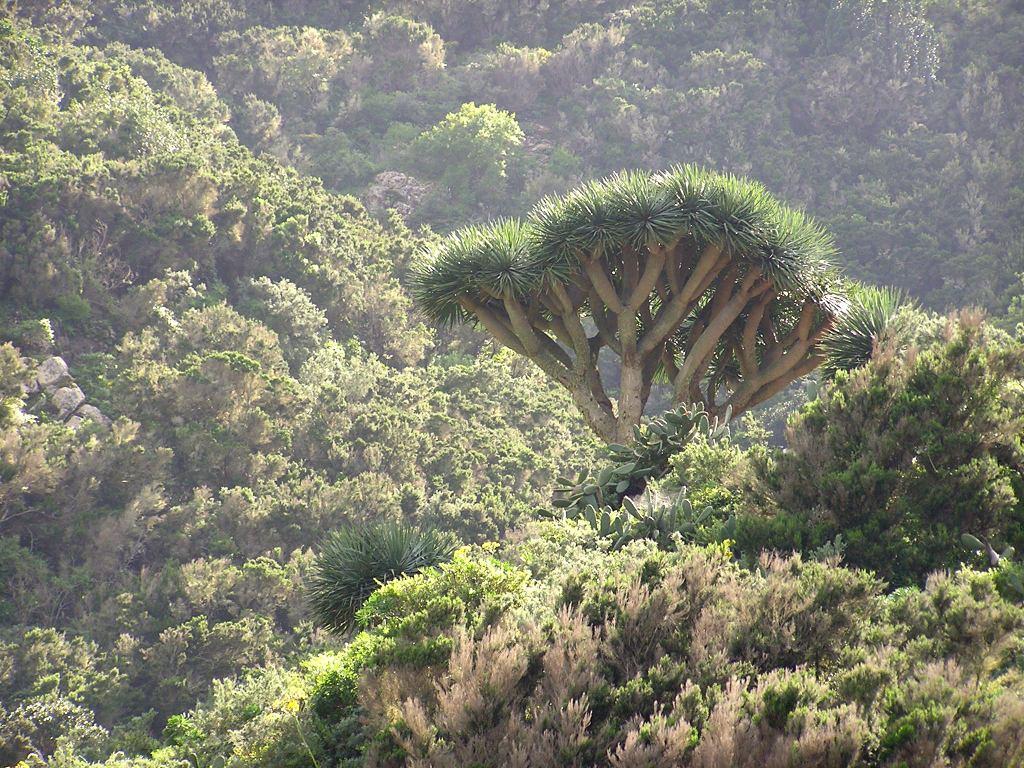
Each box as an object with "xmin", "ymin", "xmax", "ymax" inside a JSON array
[
  {"xmin": 36, "ymin": 356, "xmax": 71, "ymax": 392},
  {"xmin": 51, "ymin": 385, "xmax": 86, "ymax": 419},
  {"xmin": 75, "ymin": 403, "xmax": 111, "ymax": 428}
]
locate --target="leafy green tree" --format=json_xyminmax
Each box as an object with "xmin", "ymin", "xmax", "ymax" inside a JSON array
[
  {"xmin": 240, "ymin": 276, "xmax": 329, "ymax": 369},
  {"xmin": 464, "ymin": 43, "xmax": 552, "ymax": 112},
  {"xmin": 211, "ymin": 23, "xmax": 352, "ymax": 123},
  {"xmin": 357, "ymin": 12, "xmax": 445, "ymax": 91},
  {"xmin": 743, "ymin": 312, "xmax": 1024, "ymax": 585},
  {"xmin": 413, "ymin": 166, "xmax": 855, "ymax": 443},
  {"xmin": 409, "ymin": 102, "xmax": 524, "ymax": 220}
]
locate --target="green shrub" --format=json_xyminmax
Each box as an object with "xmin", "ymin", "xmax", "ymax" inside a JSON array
[
  {"xmin": 740, "ymin": 314, "xmax": 1024, "ymax": 585},
  {"xmin": 356, "ymin": 539, "xmax": 1023, "ymax": 767},
  {"xmin": 308, "ymin": 522, "xmax": 456, "ymax": 632}
]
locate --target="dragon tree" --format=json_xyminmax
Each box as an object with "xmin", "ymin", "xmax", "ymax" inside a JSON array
[{"xmin": 412, "ymin": 166, "xmax": 850, "ymax": 443}]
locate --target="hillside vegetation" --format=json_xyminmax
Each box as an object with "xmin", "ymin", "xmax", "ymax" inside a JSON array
[
  {"xmin": 1, "ymin": 2, "xmax": 1023, "ymax": 767},
  {"xmin": 20, "ymin": 0, "xmax": 1024, "ymax": 313}
]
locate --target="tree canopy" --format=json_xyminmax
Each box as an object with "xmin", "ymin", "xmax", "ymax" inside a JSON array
[{"xmin": 413, "ymin": 166, "xmax": 845, "ymax": 442}]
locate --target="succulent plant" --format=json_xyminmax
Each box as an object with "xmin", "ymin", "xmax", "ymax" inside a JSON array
[
  {"xmin": 820, "ymin": 285, "xmax": 910, "ymax": 378},
  {"xmin": 552, "ymin": 402, "xmax": 729, "ymax": 512},
  {"xmin": 543, "ymin": 402, "xmax": 732, "ymax": 549},
  {"xmin": 622, "ymin": 491, "xmax": 735, "ymax": 548}
]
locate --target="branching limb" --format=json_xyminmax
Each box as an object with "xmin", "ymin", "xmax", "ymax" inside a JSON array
[
  {"xmin": 628, "ymin": 244, "xmax": 667, "ymax": 311},
  {"xmin": 725, "ymin": 314, "xmax": 835, "ymax": 413},
  {"xmin": 671, "ymin": 269, "xmax": 766, "ymax": 402},
  {"xmin": 639, "ymin": 242, "xmax": 724, "ymax": 355},
  {"xmin": 584, "ymin": 256, "xmax": 624, "ymax": 315},
  {"xmin": 459, "ymin": 297, "xmax": 527, "ymax": 356},
  {"xmin": 739, "ymin": 289, "xmax": 776, "ymax": 378}
]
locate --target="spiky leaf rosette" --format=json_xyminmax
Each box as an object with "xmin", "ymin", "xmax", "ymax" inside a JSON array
[
  {"xmin": 308, "ymin": 522, "xmax": 455, "ymax": 632},
  {"xmin": 820, "ymin": 286, "xmax": 911, "ymax": 378},
  {"xmin": 412, "ymin": 165, "xmax": 849, "ymax": 443}
]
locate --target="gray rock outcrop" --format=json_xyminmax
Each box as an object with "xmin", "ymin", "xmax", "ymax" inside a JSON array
[
  {"xmin": 22, "ymin": 356, "xmax": 111, "ymax": 430},
  {"xmin": 36, "ymin": 356, "xmax": 71, "ymax": 392},
  {"xmin": 51, "ymin": 385, "xmax": 86, "ymax": 419},
  {"xmin": 363, "ymin": 171, "xmax": 432, "ymax": 219},
  {"xmin": 75, "ymin": 403, "xmax": 111, "ymax": 427}
]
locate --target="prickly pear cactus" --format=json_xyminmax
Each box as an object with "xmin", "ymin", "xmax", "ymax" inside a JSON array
[
  {"xmin": 552, "ymin": 402, "xmax": 729, "ymax": 512},
  {"xmin": 543, "ymin": 403, "xmax": 733, "ymax": 549},
  {"xmin": 621, "ymin": 492, "xmax": 735, "ymax": 548}
]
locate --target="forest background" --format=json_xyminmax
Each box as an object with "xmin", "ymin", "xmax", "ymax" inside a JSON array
[{"xmin": 1, "ymin": 1, "xmax": 1023, "ymax": 766}]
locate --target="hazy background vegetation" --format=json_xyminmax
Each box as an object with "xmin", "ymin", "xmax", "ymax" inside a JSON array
[{"xmin": 1, "ymin": 1, "xmax": 1022, "ymax": 766}]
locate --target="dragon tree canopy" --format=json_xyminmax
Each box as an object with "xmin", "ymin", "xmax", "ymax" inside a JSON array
[{"xmin": 412, "ymin": 165, "xmax": 849, "ymax": 443}]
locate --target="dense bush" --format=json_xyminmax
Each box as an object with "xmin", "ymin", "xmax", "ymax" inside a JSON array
[
  {"xmin": 362, "ymin": 531, "xmax": 1024, "ymax": 767},
  {"xmin": 737, "ymin": 313, "xmax": 1024, "ymax": 585},
  {"xmin": 0, "ymin": 17, "xmax": 596, "ymax": 764},
  {"xmin": 15, "ymin": 0, "xmax": 1022, "ymax": 314},
  {"xmin": 129, "ymin": 547, "xmax": 527, "ymax": 768},
  {"xmin": 407, "ymin": 102, "xmax": 524, "ymax": 225},
  {"xmin": 65, "ymin": 530, "xmax": 1022, "ymax": 767}
]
